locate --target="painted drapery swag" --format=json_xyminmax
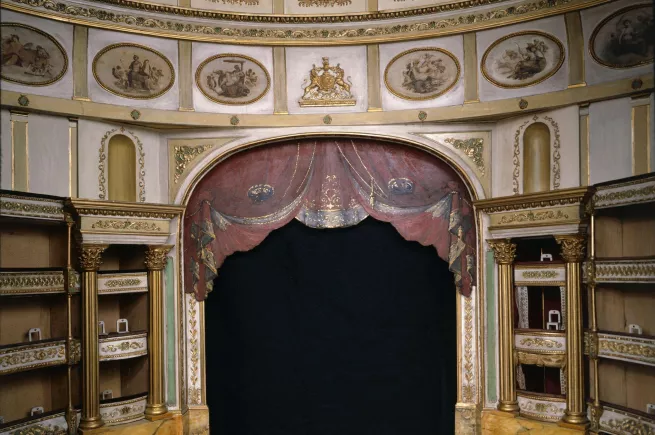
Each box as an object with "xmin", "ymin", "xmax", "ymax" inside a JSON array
[{"xmin": 184, "ymin": 138, "xmax": 476, "ymax": 301}]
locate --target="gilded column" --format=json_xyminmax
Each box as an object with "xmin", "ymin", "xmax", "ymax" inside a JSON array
[
  {"xmin": 144, "ymin": 245, "xmax": 173, "ymax": 418},
  {"xmin": 78, "ymin": 244, "xmax": 108, "ymax": 431},
  {"xmin": 556, "ymin": 234, "xmax": 588, "ymax": 426},
  {"xmin": 488, "ymin": 239, "xmax": 518, "ymax": 413}
]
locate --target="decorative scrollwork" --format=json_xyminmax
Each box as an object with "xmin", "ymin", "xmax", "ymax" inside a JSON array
[
  {"xmin": 519, "ymin": 337, "xmax": 563, "ymax": 349},
  {"xmin": 174, "ymin": 145, "xmax": 214, "ymax": 184},
  {"xmin": 521, "ymin": 270, "xmax": 558, "ymax": 279},
  {"xmin": 105, "ymin": 279, "xmax": 141, "ymax": 287},
  {"xmin": 499, "ymin": 210, "xmax": 569, "ymax": 224},
  {"xmin": 605, "ymin": 417, "xmax": 654, "ymax": 435},
  {"xmin": 98, "ymin": 127, "xmax": 146, "ymax": 202},
  {"xmin": 444, "ymin": 138, "xmax": 485, "ymax": 175},
  {"xmin": 101, "ymin": 341, "xmax": 145, "ymax": 353},
  {"xmin": 91, "ymin": 220, "xmax": 161, "ymax": 231}
]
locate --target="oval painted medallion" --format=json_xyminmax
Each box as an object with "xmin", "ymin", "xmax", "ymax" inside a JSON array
[
  {"xmin": 384, "ymin": 48, "xmax": 461, "ymax": 101},
  {"xmin": 481, "ymin": 31, "xmax": 565, "ymax": 88},
  {"xmin": 195, "ymin": 53, "xmax": 271, "ymax": 105},
  {"xmin": 93, "ymin": 43, "xmax": 175, "ymax": 99},
  {"xmin": 590, "ymin": 4, "xmax": 653, "ymax": 69},
  {"xmin": 1, "ymin": 23, "xmax": 68, "ymax": 86}
]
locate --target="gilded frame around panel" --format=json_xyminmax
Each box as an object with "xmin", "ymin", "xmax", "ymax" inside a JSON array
[
  {"xmin": 176, "ymin": 132, "xmax": 483, "ymax": 414},
  {"xmin": 481, "ymin": 30, "xmax": 566, "ymax": 89},
  {"xmin": 194, "ymin": 53, "xmax": 271, "ymax": 106},
  {"xmin": 383, "ymin": 47, "xmax": 461, "ymax": 101},
  {"xmin": 588, "ymin": 3, "xmax": 654, "ymax": 70},
  {"xmin": 92, "ymin": 42, "xmax": 175, "ymax": 100},
  {"xmin": 0, "ymin": 22, "xmax": 68, "ymax": 87}
]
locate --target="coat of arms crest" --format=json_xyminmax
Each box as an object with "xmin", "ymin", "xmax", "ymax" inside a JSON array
[{"xmin": 299, "ymin": 57, "xmax": 355, "ymax": 107}]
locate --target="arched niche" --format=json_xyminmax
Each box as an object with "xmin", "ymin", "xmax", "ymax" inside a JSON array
[
  {"xmin": 523, "ymin": 122, "xmax": 551, "ymax": 194},
  {"xmin": 108, "ymin": 134, "xmax": 137, "ymax": 202}
]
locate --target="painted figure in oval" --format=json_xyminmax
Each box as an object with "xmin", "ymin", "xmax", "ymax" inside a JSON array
[
  {"xmin": 111, "ymin": 54, "xmax": 165, "ymax": 93},
  {"xmin": 0, "ymin": 24, "xmax": 67, "ymax": 86},
  {"xmin": 497, "ymin": 39, "xmax": 548, "ymax": 80},
  {"xmin": 602, "ymin": 10, "xmax": 653, "ymax": 65},
  {"xmin": 206, "ymin": 59, "xmax": 258, "ymax": 99},
  {"xmin": 402, "ymin": 52, "xmax": 447, "ymax": 94}
]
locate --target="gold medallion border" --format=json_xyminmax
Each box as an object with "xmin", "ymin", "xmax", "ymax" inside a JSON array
[
  {"xmin": 383, "ymin": 47, "xmax": 461, "ymax": 102},
  {"xmin": 588, "ymin": 3, "xmax": 655, "ymax": 70},
  {"xmin": 194, "ymin": 53, "xmax": 271, "ymax": 106},
  {"xmin": 1, "ymin": 0, "xmax": 610, "ymax": 45},
  {"xmin": 0, "ymin": 22, "xmax": 69, "ymax": 87},
  {"xmin": 481, "ymin": 30, "xmax": 566, "ymax": 89},
  {"xmin": 92, "ymin": 42, "xmax": 176, "ymax": 100}
]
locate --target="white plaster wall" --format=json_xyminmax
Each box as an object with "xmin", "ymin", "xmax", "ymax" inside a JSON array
[
  {"xmin": 588, "ymin": 97, "xmax": 633, "ymax": 184},
  {"xmin": 581, "ymin": 0, "xmax": 653, "ymax": 86},
  {"xmin": 27, "ymin": 113, "xmax": 70, "ymax": 197},
  {"xmin": 77, "ymin": 119, "xmax": 164, "ymax": 203},
  {"xmin": 284, "ymin": 0, "xmax": 365, "ymax": 15},
  {"xmin": 87, "ymin": 29, "xmax": 179, "ymax": 111},
  {"xmin": 0, "ymin": 10, "xmax": 74, "ymax": 100},
  {"xmin": 0, "ymin": 110, "xmax": 11, "ymax": 190},
  {"xmin": 379, "ymin": 35, "xmax": 465, "ymax": 111},
  {"xmin": 192, "ymin": 43, "xmax": 274, "ymax": 114},
  {"xmin": 285, "ymin": 46, "xmax": 368, "ymax": 115},
  {"xmin": 476, "ymin": 15, "xmax": 568, "ymax": 102}
]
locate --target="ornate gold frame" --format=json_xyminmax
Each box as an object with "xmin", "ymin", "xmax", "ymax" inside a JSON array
[
  {"xmin": 383, "ymin": 47, "xmax": 461, "ymax": 101},
  {"xmin": 176, "ymin": 132, "xmax": 483, "ymax": 427},
  {"xmin": 194, "ymin": 53, "xmax": 271, "ymax": 106},
  {"xmin": 480, "ymin": 30, "xmax": 565, "ymax": 89},
  {"xmin": 0, "ymin": 22, "xmax": 68, "ymax": 86},
  {"xmin": 588, "ymin": 3, "xmax": 654, "ymax": 70},
  {"xmin": 92, "ymin": 42, "xmax": 175, "ymax": 100},
  {"xmin": 1, "ymin": 0, "xmax": 610, "ymax": 46}
]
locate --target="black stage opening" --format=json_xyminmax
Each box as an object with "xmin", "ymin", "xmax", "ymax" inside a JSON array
[{"xmin": 206, "ymin": 217, "xmax": 456, "ymax": 435}]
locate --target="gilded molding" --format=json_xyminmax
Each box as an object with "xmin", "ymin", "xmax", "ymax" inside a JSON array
[
  {"xmin": 100, "ymin": 394, "xmax": 147, "ymax": 425},
  {"xmin": 101, "ymin": 341, "xmax": 145, "ymax": 352},
  {"xmin": 487, "ymin": 239, "xmax": 516, "ymax": 264},
  {"xmin": 105, "ymin": 278, "xmax": 141, "ymax": 287},
  {"xmin": 499, "ymin": 210, "xmax": 569, "ymax": 224},
  {"xmin": 0, "ymin": 270, "xmax": 66, "ymax": 294},
  {"xmin": 512, "ymin": 115, "xmax": 561, "ymax": 194},
  {"xmin": 174, "ymin": 145, "xmax": 214, "ymax": 184},
  {"xmin": 98, "ymin": 127, "xmax": 146, "ymax": 202},
  {"xmin": 598, "ymin": 333, "xmax": 655, "ymax": 366},
  {"xmin": 145, "ymin": 245, "xmax": 173, "ymax": 270},
  {"xmin": 0, "ymin": 0, "xmax": 606, "ymax": 45},
  {"xmin": 555, "ymin": 234, "xmax": 585, "ymax": 263},
  {"xmin": 605, "ymin": 418, "xmax": 654, "ymax": 435},
  {"xmin": 593, "ymin": 259, "xmax": 655, "ymax": 283},
  {"xmin": 99, "ymin": 332, "xmax": 148, "ymax": 361},
  {"xmin": 444, "ymin": 138, "xmax": 485, "ymax": 175},
  {"xmin": 461, "ymin": 292, "xmax": 475, "ymax": 403},
  {"xmin": 90, "ymin": 220, "xmax": 161, "ymax": 232},
  {"xmin": 519, "ymin": 337, "xmax": 563, "ymax": 349},
  {"xmin": 516, "ymin": 350, "xmax": 566, "ymax": 368},
  {"xmin": 78, "ymin": 244, "xmax": 108, "ymax": 271},
  {"xmin": 522, "ymin": 270, "xmax": 557, "ymax": 279},
  {"xmin": 594, "ymin": 184, "xmax": 655, "ymax": 209},
  {"xmin": 0, "ymin": 199, "xmax": 65, "ymax": 220},
  {"xmin": 475, "ymin": 186, "xmax": 591, "ymax": 212},
  {"xmin": 0, "ymin": 341, "xmax": 67, "ymax": 374}
]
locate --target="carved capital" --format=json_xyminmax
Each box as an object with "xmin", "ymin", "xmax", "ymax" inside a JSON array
[
  {"xmin": 78, "ymin": 244, "xmax": 108, "ymax": 271},
  {"xmin": 487, "ymin": 239, "xmax": 516, "ymax": 264},
  {"xmin": 555, "ymin": 235, "xmax": 586, "ymax": 263},
  {"xmin": 144, "ymin": 245, "xmax": 173, "ymax": 270}
]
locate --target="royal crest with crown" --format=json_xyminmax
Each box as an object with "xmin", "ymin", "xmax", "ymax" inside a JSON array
[{"xmin": 299, "ymin": 57, "xmax": 356, "ymax": 107}]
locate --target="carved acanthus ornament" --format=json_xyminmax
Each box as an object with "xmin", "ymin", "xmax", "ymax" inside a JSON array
[
  {"xmin": 78, "ymin": 245, "xmax": 108, "ymax": 271},
  {"xmin": 174, "ymin": 145, "xmax": 214, "ymax": 184},
  {"xmin": 487, "ymin": 239, "xmax": 516, "ymax": 265},
  {"xmin": 555, "ymin": 235, "xmax": 586, "ymax": 263},
  {"xmin": 105, "ymin": 279, "xmax": 141, "ymax": 287},
  {"xmin": 144, "ymin": 245, "xmax": 173, "ymax": 270},
  {"xmin": 522, "ymin": 270, "xmax": 558, "ymax": 279},
  {"xmin": 498, "ymin": 210, "xmax": 569, "ymax": 224},
  {"xmin": 444, "ymin": 138, "xmax": 485, "ymax": 175},
  {"xmin": 91, "ymin": 220, "xmax": 161, "ymax": 232},
  {"xmin": 519, "ymin": 337, "xmax": 563, "ymax": 349}
]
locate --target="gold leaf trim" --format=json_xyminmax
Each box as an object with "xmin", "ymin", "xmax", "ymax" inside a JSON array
[
  {"xmin": 521, "ymin": 270, "xmax": 558, "ymax": 279},
  {"xmin": 499, "ymin": 210, "xmax": 569, "ymax": 224},
  {"xmin": 174, "ymin": 144, "xmax": 214, "ymax": 184},
  {"xmin": 91, "ymin": 220, "xmax": 161, "ymax": 231},
  {"xmin": 0, "ymin": 200, "xmax": 64, "ymax": 218},
  {"xmin": 519, "ymin": 337, "xmax": 563, "ymax": 349},
  {"xmin": 444, "ymin": 138, "xmax": 485, "ymax": 175},
  {"xmin": 105, "ymin": 278, "xmax": 142, "ymax": 287}
]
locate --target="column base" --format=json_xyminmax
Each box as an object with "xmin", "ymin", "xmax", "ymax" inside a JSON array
[
  {"xmin": 497, "ymin": 402, "xmax": 520, "ymax": 414},
  {"xmin": 560, "ymin": 413, "xmax": 590, "ymax": 429},
  {"xmin": 78, "ymin": 416, "xmax": 105, "ymax": 431},
  {"xmin": 144, "ymin": 411, "xmax": 173, "ymax": 422},
  {"xmin": 145, "ymin": 403, "xmax": 169, "ymax": 418}
]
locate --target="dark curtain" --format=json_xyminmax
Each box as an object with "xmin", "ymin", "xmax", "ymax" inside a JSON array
[{"xmin": 206, "ymin": 218, "xmax": 456, "ymax": 435}]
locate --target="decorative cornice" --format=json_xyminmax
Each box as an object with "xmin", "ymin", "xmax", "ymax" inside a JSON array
[
  {"xmin": 475, "ymin": 187, "xmax": 591, "ymax": 213},
  {"xmin": 487, "ymin": 239, "xmax": 516, "ymax": 264},
  {"xmin": 144, "ymin": 245, "xmax": 173, "ymax": 270},
  {"xmin": 69, "ymin": 198, "xmax": 185, "ymax": 219},
  {"xmin": 555, "ymin": 234, "xmax": 586, "ymax": 263},
  {"xmin": 78, "ymin": 244, "xmax": 108, "ymax": 271},
  {"xmin": 0, "ymin": 0, "xmax": 610, "ymax": 45}
]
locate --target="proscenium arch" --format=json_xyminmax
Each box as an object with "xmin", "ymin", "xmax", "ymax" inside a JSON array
[{"xmin": 177, "ymin": 133, "xmax": 483, "ymax": 426}]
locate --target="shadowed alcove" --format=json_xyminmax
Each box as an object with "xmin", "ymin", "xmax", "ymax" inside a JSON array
[{"xmin": 205, "ymin": 217, "xmax": 456, "ymax": 435}]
